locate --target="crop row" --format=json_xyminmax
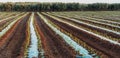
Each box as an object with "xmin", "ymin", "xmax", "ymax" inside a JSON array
[{"xmin": 41, "ymin": 12, "xmax": 120, "ymax": 58}]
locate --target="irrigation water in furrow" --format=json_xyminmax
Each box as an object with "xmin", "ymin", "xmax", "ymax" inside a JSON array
[
  {"xmin": 0, "ymin": 13, "xmax": 25, "ymax": 31},
  {"xmin": 75, "ymin": 15, "xmax": 120, "ymax": 26},
  {"xmin": 27, "ymin": 13, "xmax": 39, "ymax": 58},
  {"xmin": 51, "ymin": 13, "xmax": 120, "ymax": 34},
  {"xmin": 0, "ymin": 13, "xmax": 30, "ymax": 58},
  {"xmin": 50, "ymin": 13, "xmax": 120, "ymax": 31},
  {"xmin": 78, "ymin": 16, "xmax": 120, "ymax": 29},
  {"xmin": 92, "ymin": 16, "xmax": 120, "ymax": 23},
  {"xmin": 34, "ymin": 13, "xmax": 45, "ymax": 58},
  {"xmin": 0, "ymin": 13, "xmax": 28, "ymax": 38},
  {"xmin": 44, "ymin": 13, "xmax": 120, "ymax": 44},
  {"xmin": 50, "ymin": 14, "xmax": 120, "ymax": 41},
  {"xmin": 0, "ymin": 13, "xmax": 29, "ymax": 47},
  {"xmin": 42, "ymin": 13, "xmax": 120, "ymax": 58},
  {"xmin": 36, "ymin": 13, "xmax": 76, "ymax": 58},
  {"xmin": 0, "ymin": 12, "xmax": 24, "ymax": 23},
  {"xmin": 74, "ymin": 16, "xmax": 120, "ymax": 28},
  {"xmin": 38, "ymin": 13, "xmax": 93, "ymax": 58},
  {"xmin": 0, "ymin": 12, "xmax": 19, "ymax": 19}
]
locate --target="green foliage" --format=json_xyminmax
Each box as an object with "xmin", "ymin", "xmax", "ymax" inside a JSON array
[{"xmin": 0, "ymin": 2, "xmax": 120, "ymax": 11}]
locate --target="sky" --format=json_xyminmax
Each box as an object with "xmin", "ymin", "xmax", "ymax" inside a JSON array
[{"xmin": 0, "ymin": 0, "xmax": 120, "ymax": 4}]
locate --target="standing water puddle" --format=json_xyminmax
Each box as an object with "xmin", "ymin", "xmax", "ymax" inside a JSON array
[{"xmin": 28, "ymin": 13, "xmax": 39, "ymax": 58}]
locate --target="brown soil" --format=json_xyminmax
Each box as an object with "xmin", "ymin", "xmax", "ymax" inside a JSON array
[
  {"xmin": 55, "ymin": 15, "xmax": 120, "ymax": 39},
  {"xmin": 0, "ymin": 13, "xmax": 24, "ymax": 31},
  {"xmin": 34, "ymin": 13, "xmax": 76, "ymax": 58},
  {"xmin": 42, "ymin": 13, "xmax": 120, "ymax": 58},
  {"xmin": 0, "ymin": 13, "xmax": 30, "ymax": 58}
]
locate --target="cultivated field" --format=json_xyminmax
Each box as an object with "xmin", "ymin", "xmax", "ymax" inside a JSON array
[{"xmin": 0, "ymin": 11, "xmax": 120, "ymax": 58}]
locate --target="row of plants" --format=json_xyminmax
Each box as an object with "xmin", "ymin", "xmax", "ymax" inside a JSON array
[
  {"xmin": 45, "ymin": 13, "xmax": 120, "ymax": 41},
  {"xmin": 41, "ymin": 12, "xmax": 120, "ymax": 58},
  {"xmin": 0, "ymin": 12, "xmax": 25, "ymax": 31},
  {"xmin": 0, "ymin": 13, "xmax": 29, "ymax": 38},
  {"xmin": 0, "ymin": 12, "xmax": 22, "ymax": 20},
  {"xmin": 38, "ymin": 13, "xmax": 96, "ymax": 58},
  {"xmin": 50, "ymin": 11, "xmax": 120, "ymax": 23},
  {"xmin": 53, "ymin": 12, "xmax": 120, "ymax": 32}
]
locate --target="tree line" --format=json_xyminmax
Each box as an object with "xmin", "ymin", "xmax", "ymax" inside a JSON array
[{"xmin": 0, "ymin": 2, "xmax": 120, "ymax": 11}]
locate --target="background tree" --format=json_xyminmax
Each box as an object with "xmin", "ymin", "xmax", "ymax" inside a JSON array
[{"xmin": 0, "ymin": 2, "xmax": 119, "ymax": 11}]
